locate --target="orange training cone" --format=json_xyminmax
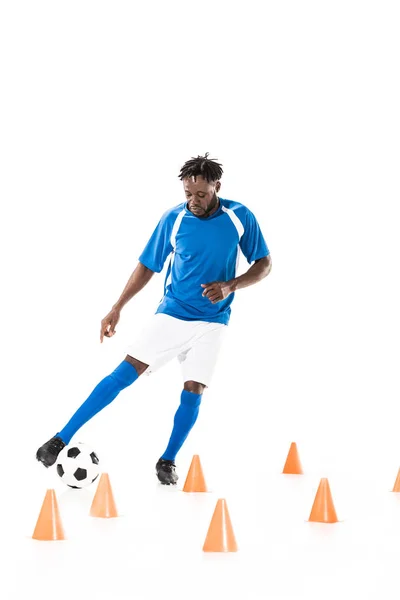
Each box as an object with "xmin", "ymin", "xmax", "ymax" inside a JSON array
[
  {"xmin": 203, "ymin": 498, "xmax": 238, "ymax": 552},
  {"xmin": 282, "ymin": 442, "xmax": 303, "ymax": 474},
  {"xmin": 392, "ymin": 468, "xmax": 400, "ymax": 492},
  {"xmin": 183, "ymin": 455, "xmax": 208, "ymax": 492},
  {"xmin": 90, "ymin": 473, "xmax": 118, "ymax": 518},
  {"xmin": 32, "ymin": 489, "xmax": 65, "ymax": 541},
  {"xmin": 308, "ymin": 478, "xmax": 339, "ymax": 523}
]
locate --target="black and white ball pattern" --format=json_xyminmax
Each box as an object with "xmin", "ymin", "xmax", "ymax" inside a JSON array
[{"xmin": 56, "ymin": 442, "xmax": 100, "ymax": 489}]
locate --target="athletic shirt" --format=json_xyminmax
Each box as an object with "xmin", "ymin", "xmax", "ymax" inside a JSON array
[{"xmin": 138, "ymin": 197, "xmax": 270, "ymax": 325}]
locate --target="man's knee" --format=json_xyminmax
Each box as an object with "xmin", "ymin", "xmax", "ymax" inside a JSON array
[
  {"xmin": 184, "ymin": 380, "xmax": 206, "ymax": 395},
  {"xmin": 124, "ymin": 355, "xmax": 149, "ymax": 376}
]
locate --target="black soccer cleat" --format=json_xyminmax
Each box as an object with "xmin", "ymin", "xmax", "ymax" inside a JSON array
[
  {"xmin": 155, "ymin": 458, "xmax": 179, "ymax": 485},
  {"xmin": 36, "ymin": 436, "xmax": 66, "ymax": 468}
]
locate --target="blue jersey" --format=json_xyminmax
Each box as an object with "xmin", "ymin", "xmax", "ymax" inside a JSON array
[{"xmin": 138, "ymin": 197, "xmax": 270, "ymax": 325}]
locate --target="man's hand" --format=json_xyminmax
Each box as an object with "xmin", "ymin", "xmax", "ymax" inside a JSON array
[
  {"xmin": 201, "ymin": 281, "xmax": 234, "ymax": 304},
  {"xmin": 100, "ymin": 308, "xmax": 121, "ymax": 343}
]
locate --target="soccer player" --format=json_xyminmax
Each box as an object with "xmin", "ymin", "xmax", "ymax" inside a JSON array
[{"xmin": 36, "ymin": 153, "xmax": 272, "ymax": 485}]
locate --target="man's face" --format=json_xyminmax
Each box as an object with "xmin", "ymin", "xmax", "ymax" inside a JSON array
[{"xmin": 183, "ymin": 176, "xmax": 220, "ymax": 217}]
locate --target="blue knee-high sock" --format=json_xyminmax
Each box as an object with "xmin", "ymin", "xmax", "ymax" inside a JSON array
[
  {"xmin": 161, "ymin": 390, "xmax": 202, "ymax": 462},
  {"xmin": 56, "ymin": 361, "xmax": 139, "ymax": 444}
]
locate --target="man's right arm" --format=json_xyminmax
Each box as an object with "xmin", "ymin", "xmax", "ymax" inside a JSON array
[
  {"xmin": 100, "ymin": 262, "xmax": 155, "ymax": 342},
  {"xmin": 113, "ymin": 261, "xmax": 155, "ymax": 311},
  {"xmin": 101, "ymin": 209, "xmax": 173, "ymax": 341}
]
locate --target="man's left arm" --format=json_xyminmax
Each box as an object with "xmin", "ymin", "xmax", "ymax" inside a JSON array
[
  {"xmin": 228, "ymin": 255, "xmax": 272, "ymax": 293},
  {"xmin": 202, "ymin": 207, "xmax": 272, "ymax": 303},
  {"xmin": 201, "ymin": 255, "xmax": 272, "ymax": 303}
]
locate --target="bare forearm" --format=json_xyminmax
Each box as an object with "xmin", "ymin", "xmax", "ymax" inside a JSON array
[
  {"xmin": 228, "ymin": 256, "xmax": 271, "ymax": 293},
  {"xmin": 113, "ymin": 262, "xmax": 154, "ymax": 311}
]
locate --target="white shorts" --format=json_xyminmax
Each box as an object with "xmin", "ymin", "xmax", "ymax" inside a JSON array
[{"xmin": 124, "ymin": 313, "xmax": 227, "ymax": 388}]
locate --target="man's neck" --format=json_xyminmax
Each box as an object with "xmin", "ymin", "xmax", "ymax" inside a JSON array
[{"xmin": 202, "ymin": 196, "xmax": 220, "ymax": 218}]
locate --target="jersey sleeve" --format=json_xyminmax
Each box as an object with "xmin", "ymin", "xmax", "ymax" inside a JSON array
[
  {"xmin": 138, "ymin": 211, "xmax": 173, "ymax": 273},
  {"xmin": 239, "ymin": 208, "xmax": 270, "ymax": 264}
]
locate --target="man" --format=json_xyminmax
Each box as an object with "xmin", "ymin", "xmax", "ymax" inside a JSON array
[{"xmin": 36, "ymin": 153, "xmax": 272, "ymax": 485}]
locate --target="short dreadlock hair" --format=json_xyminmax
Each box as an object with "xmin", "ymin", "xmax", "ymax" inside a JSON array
[{"xmin": 178, "ymin": 152, "xmax": 223, "ymax": 183}]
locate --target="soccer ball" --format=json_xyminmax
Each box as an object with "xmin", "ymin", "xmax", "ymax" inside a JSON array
[{"xmin": 56, "ymin": 442, "xmax": 100, "ymax": 489}]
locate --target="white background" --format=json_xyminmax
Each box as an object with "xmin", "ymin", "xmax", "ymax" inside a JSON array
[{"xmin": 1, "ymin": 1, "xmax": 400, "ymax": 599}]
